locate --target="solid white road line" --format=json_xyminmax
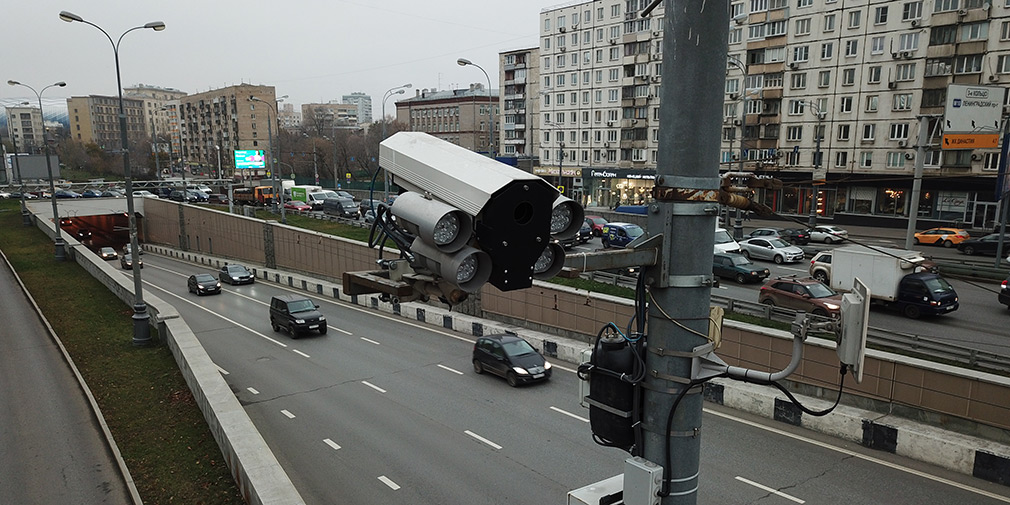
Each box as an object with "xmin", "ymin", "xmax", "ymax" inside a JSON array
[
  {"xmin": 378, "ymin": 476, "xmax": 400, "ymax": 490},
  {"xmin": 464, "ymin": 430, "xmax": 502, "ymax": 450},
  {"xmin": 323, "ymin": 438, "xmax": 341, "ymax": 451},
  {"xmin": 360, "ymin": 337, "xmax": 381, "ymax": 345},
  {"xmin": 550, "ymin": 406, "xmax": 590, "ymax": 423},
  {"xmin": 215, "ymin": 364, "xmax": 229, "ymax": 375},
  {"xmin": 362, "ymin": 381, "xmax": 386, "ymax": 394},
  {"xmin": 707, "ymin": 408, "xmax": 1010, "ymax": 503},
  {"xmin": 437, "ymin": 364, "xmax": 464, "ymax": 375},
  {"xmin": 281, "ymin": 409, "xmax": 296, "ymax": 419},
  {"xmin": 246, "ymin": 387, "xmax": 260, "ymax": 395},
  {"xmin": 292, "ymin": 349, "xmax": 311, "ymax": 358},
  {"xmin": 735, "ymin": 476, "xmax": 805, "ymax": 504}
]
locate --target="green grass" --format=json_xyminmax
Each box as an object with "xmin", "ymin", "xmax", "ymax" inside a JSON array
[
  {"xmin": 0, "ymin": 201, "xmax": 243, "ymax": 505},
  {"xmin": 251, "ymin": 208, "xmax": 400, "ymax": 249}
]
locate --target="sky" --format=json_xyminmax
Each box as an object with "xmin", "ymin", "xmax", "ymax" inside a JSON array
[{"xmin": 2, "ymin": 0, "xmax": 556, "ymax": 118}]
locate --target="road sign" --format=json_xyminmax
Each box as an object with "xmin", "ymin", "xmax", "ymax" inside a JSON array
[
  {"xmin": 942, "ymin": 133, "xmax": 999, "ymax": 149},
  {"xmin": 942, "ymin": 84, "xmax": 1006, "ymax": 150}
]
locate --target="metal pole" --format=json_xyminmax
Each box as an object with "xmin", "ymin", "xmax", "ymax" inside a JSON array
[
  {"xmin": 151, "ymin": 119, "xmax": 160, "ymax": 180},
  {"xmin": 904, "ymin": 115, "xmax": 931, "ymax": 249},
  {"xmin": 313, "ymin": 143, "xmax": 318, "ymax": 186},
  {"xmin": 735, "ymin": 83, "xmax": 747, "ymax": 240},
  {"xmin": 9, "ymin": 125, "xmax": 30, "ymax": 226},
  {"xmin": 216, "ymin": 145, "xmax": 222, "ymax": 181},
  {"xmin": 808, "ymin": 112, "xmax": 823, "ymax": 229},
  {"xmin": 643, "ymin": 3, "xmax": 726, "ymax": 504},
  {"xmin": 558, "ymin": 141, "xmax": 564, "ymax": 196}
]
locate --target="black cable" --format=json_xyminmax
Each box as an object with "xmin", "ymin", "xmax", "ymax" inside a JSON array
[
  {"xmin": 745, "ymin": 364, "xmax": 848, "ymax": 417},
  {"xmin": 658, "ymin": 376, "xmax": 724, "ymax": 497}
]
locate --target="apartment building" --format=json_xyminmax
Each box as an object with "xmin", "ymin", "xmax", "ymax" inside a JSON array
[
  {"xmin": 499, "ymin": 46, "xmax": 540, "ymax": 170},
  {"xmin": 67, "ymin": 95, "xmax": 147, "ymax": 148},
  {"xmin": 301, "ymin": 102, "xmax": 359, "ymax": 134},
  {"xmin": 394, "ymin": 84, "xmax": 500, "ymax": 155},
  {"xmin": 278, "ymin": 103, "xmax": 302, "ymax": 131},
  {"xmin": 533, "ymin": 0, "xmax": 1008, "ymax": 227},
  {"xmin": 177, "ymin": 84, "xmax": 276, "ymax": 176},
  {"xmin": 4, "ymin": 106, "xmax": 45, "ymax": 152},
  {"xmin": 342, "ymin": 92, "xmax": 373, "ymax": 124}
]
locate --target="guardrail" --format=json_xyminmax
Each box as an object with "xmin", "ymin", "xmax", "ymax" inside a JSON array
[{"xmin": 580, "ymin": 271, "xmax": 1010, "ymax": 374}]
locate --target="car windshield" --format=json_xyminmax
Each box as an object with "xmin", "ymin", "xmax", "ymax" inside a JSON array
[
  {"xmin": 806, "ymin": 283, "xmax": 836, "ymax": 298},
  {"xmin": 288, "ymin": 299, "xmax": 316, "ymax": 313},
  {"xmin": 625, "ymin": 225, "xmax": 644, "ymax": 239},
  {"xmin": 714, "ymin": 230, "xmax": 734, "ymax": 244},
  {"xmin": 923, "ymin": 277, "xmax": 954, "ymax": 293},
  {"xmin": 101, "ymin": 248, "xmax": 114, "ymax": 254},
  {"xmin": 768, "ymin": 238, "xmax": 791, "ymax": 248},
  {"xmin": 194, "ymin": 274, "xmax": 215, "ymax": 283},
  {"xmin": 730, "ymin": 255, "xmax": 752, "ymax": 266},
  {"xmin": 591, "ymin": 217, "xmax": 607, "ymax": 225},
  {"xmin": 502, "ymin": 338, "xmax": 537, "ymax": 357},
  {"xmin": 226, "ymin": 265, "xmax": 248, "ymax": 274}
]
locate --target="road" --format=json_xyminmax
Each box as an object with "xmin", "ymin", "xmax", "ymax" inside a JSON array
[{"xmin": 134, "ymin": 253, "xmax": 1010, "ymax": 505}]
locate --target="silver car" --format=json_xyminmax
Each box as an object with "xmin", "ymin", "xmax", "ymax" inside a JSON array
[
  {"xmin": 808, "ymin": 225, "xmax": 848, "ymax": 244},
  {"xmin": 738, "ymin": 237, "xmax": 805, "ymax": 264}
]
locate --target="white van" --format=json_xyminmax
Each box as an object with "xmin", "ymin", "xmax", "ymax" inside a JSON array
[{"xmin": 714, "ymin": 227, "xmax": 742, "ymax": 254}]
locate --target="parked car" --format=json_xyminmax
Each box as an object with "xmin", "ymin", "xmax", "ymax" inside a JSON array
[
  {"xmin": 472, "ymin": 334, "xmax": 552, "ymax": 387},
  {"xmin": 80, "ymin": 189, "xmax": 103, "ymax": 198},
  {"xmin": 758, "ymin": 277, "xmax": 842, "ymax": 317},
  {"xmin": 808, "ymin": 251, "xmax": 832, "ymax": 283},
  {"xmin": 120, "ymin": 254, "xmax": 143, "ymax": 270},
  {"xmin": 601, "ymin": 222, "xmax": 644, "ymax": 248},
  {"xmin": 54, "ymin": 189, "xmax": 82, "ymax": 198},
  {"xmin": 187, "ymin": 189, "xmax": 209, "ymax": 202},
  {"xmin": 187, "ymin": 273, "xmax": 222, "ymax": 296},
  {"xmin": 744, "ymin": 227, "xmax": 795, "ymax": 241},
  {"xmin": 713, "ymin": 252, "xmax": 770, "ymax": 284},
  {"xmin": 11, "ymin": 191, "xmax": 38, "ymax": 200},
  {"xmin": 99, "ymin": 247, "xmax": 118, "ymax": 260},
  {"xmin": 956, "ymin": 233, "xmax": 1006, "ymax": 256},
  {"xmin": 780, "ymin": 228, "xmax": 811, "ymax": 245},
  {"xmin": 132, "ymin": 190, "xmax": 158, "ymax": 198},
  {"xmin": 0, "ymin": 190, "xmax": 10, "ymax": 198},
  {"xmin": 284, "ymin": 200, "xmax": 313, "ymax": 212},
  {"xmin": 808, "ymin": 225, "xmax": 849, "ymax": 244},
  {"xmin": 322, "ymin": 197, "xmax": 360, "ymax": 218},
  {"xmin": 358, "ymin": 199, "xmax": 383, "ymax": 217},
  {"xmin": 169, "ymin": 189, "xmax": 194, "ymax": 202},
  {"xmin": 738, "ymin": 237, "xmax": 805, "ymax": 264},
  {"xmin": 219, "ymin": 264, "xmax": 255, "ymax": 285},
  {"xmin": 207, "ymin": 193, "xmax": 229, "ymax": 205},
  {"xmin": 914, "ymin": 227, "xmax": 970, "ymax": 248},
  {"xmin": 585, "ymin": 215, "xmax": 609, "ymax": 236},
  {"xmin": 1000, "ymin": 274, "xmax": 1010, "ymax": 308},
  {"xmin": 100, "ymin": 190, "xmax": 124, "ymax": 198},
  {"xmin": 269, "ymin": 294, "xmax": 326, "ymax": 338}
]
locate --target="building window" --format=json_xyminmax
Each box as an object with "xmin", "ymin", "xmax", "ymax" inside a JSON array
[
  {"xmin": 889, "ymin": 123, "xmax": 909, "ymax": 140},
  {"xmin": 925, "ymin": 58, "xmax": 953, "ymax": 76},
  {"xmin": 871, "ymin": 36, "xmax": 885, "ymax": 55},
  {"xmin": 823, "ymin": 14, "xmax": 836, "ymax": 32},
  {"xmin": 848, "ymin": 11, "xmax": 861, "ymax": 29},
  {"xmin": 934, "ymin": 0, "xmax": 958, "ymax": 13},
  {"xmin": 866, "ymin": 95, "xmax": 879, "ymax": 112},
  {"xmin": 835, "ymin": 151, "xmax": 848, "ymax": 167},
  {"xmin": 845, "ymin": 40, "xmax": 859, "ymax": 57},
  {"xmin": 839, "ymin": 96, "xmax": 853, "ymax": 113},
  {"xmin": 960, "ymin": 22, "xmax": 989, "ymax": 42},
  {"xmin": 787, "ymin": 125, "xmax": 803, "ymax": 141},
  {"xmin": 899, "ymin": 32, "xmax": 920, "ymax": 51},
  {"xmin": 818, "ymin": 70, "xmax": 831, "ymax": 87},
  {"xmin": 790, "ymin": 73, "xmax": 807, "ymax": 89},
  {"xmin": 861, "ymin": 152, "xmax": 873, "ymax": 168},
  {"xmin": 903, "ymin": 1, "xmax": 923, "ymax": 20},
  {"xmin": 793, "ymin": 45, "xmax": 810, "ymax": 62},
  {"xmin": 795, "ymin": 18, "xmax": 811, "ymax": 35},
  {"xmin": 867, "ymin": 66, "xmax": 882, "ymax": 83},
  {"xmin": 893, "ymin": 93, "xmax": 913, "ymax": 111},
  {"xmin": 863, "ymin": 123, "xmax": 876, "ymax": 140},
  {"xmin": 895, "ymin": 63, "xmax": 916, "ymax": 81},
  {"xmin": 837, "ymin": 124, "xmax": 851, "ymax": 141},
  {"xmin": 788, "ymin": 100, "xmax": 806, "ymax": 115},
  {"xmin": 999, "ymin": 55, "xmax": 1010, "ymax": 73},
  {"xmin": 874, "ymin": 6, "xmax": 889, "ymax": 24},
  {"xmin": 886, "ymin": 151, "xmax": 905, "ymax": 168},
  {"xmin": 842, "ymin": 68, "xmax": 855, "ymax": 85},
  {"xmin": 821, "ymin": 42, "xmax": 834, "ymax": 59},
  {"xmin": 955, "ymin": 54, "xmax": 983, "ymax": 74},
  {"xmin": 797, "ymin": 0, "xmax": 813, "ymax": 6},
  {"xmin": 922, "ymin": 88, "xmax": 946, "ymax": 107}
]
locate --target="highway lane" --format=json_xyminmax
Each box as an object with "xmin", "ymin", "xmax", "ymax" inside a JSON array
[{"xmin": 132, "ymin": 253, "xmax": 1009, "ymax": 504}]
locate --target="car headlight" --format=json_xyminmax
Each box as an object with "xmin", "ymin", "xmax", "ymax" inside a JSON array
[
  {"xmin": 215, "ymin": 282, "xmax": 221, "ymax": 288},
  {"xmin": 319, "ymin": 316, "xmax": 326, "ymax": 321},
  {"xmin": 543, "ymin": 361, "xmax": 552, "ymax": 370},
  {"xmin": 512, "ymin": 366, "xmax": 529, "ymax": 375},
  {"xmin": 295, "ymin": 319, "xmax": 305, "ymax": 324},
  {"xmin": 823, "ymin": 303, "xmax": 840, "ymax": 310}
]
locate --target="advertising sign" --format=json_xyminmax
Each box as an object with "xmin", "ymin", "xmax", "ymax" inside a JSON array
[{"xmin": 234, "ymin": 150, "xmax": 266, "ymax": 169}]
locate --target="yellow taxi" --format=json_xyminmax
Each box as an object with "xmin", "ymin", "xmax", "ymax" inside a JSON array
[{"xmin": 913, "ymin": 227, "xmax": 970, "ymax": 247}]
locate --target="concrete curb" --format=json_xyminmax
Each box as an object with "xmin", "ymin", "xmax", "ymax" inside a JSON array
[{"xmin": 148, "ymin": 244, "xmax": 1010, "ymax": 488}]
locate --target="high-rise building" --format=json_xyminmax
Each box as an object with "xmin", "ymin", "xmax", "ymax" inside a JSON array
[
  {"xmin": 278, "ymin": 103, "xmax": 302, "ymax": 131},
  {"xmin": 177, "ymin": 84, "xmax": 276, "ymax": 176},
  {"xmin": 4, "ymin": 106, "xmax": 45, "ymax": 152},
  {"xmin": 301, "ymin": 102, "xmax": 359, "ymax": 135},
  {"xmin": 499, "ymin": 46, "xmax": 540, "ymax": 170},
  {"xmin": 394, "ymin": 84, "xmax": 500, "ymax": 155},
  {"xmin": 67, "ymin": 95, "xmax": 147, "ymax": 149},
  {"xmin": 342, "ymin": 92, "xmax": 373, "ymax": 124}
]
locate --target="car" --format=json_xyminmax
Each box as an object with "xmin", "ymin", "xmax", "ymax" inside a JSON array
[
  {"xmin": 59, "ymin": 217, "xmax": 73, "ymax": 227},
  {"xmin": 472, "ymin": 334, "xmax": 552, "ymax": 387},
  {"xmin": 714, "ymin": 227, "xmax": 742, "ymax": 254},
  {"xmin": 334, "ymin": 190, "xmax": 355, "ymax": 200},
  {"xmin": 1000, "ymin": 274, "xmax": 1010, "ymax": 308},
  {"xmin": 808, "ymin": 225, "xmax": 849, "ymax": 244},
  {"xmin": 120, "ymin": 254, "xmax": 143, "ymax": 270},
  {"xmin": 169, "ymin": 189, "xmax": 194, "ymax": 202},
  {"xmin": 219, "ymin": 264, "xmax": 255, "ymax": 285},
  {"xmin": 269, "ymin": 294, "xmax": 326, "ymax": 338},
  {"xmin": 914, "ymin": 227, "xmax": 970, "ymax": 248},
  {"xmin": 0, "ymin": 190, "xmax": 10, "ymax": 199},
  {"xmin": 75, "ymin": 228, "xmax": 92, "ymax": 240},
  {"xmin": 713, "ymin": 252, "xmax": 770, "ymax": 284},
  {"xmin": 154, "ymin": 187, "xmax": 173, "ymax": 199},
  {"xmin": 758, "ymin": 277, "xmax": 843, "ymax": 317},
  {"xmin": 745, "ymin": 227, "xmax": 811, "ymax": 245},
  {"xmin": 577, "ymin": 220, "xmax": 593, "ymax": 244},
  {"xmin": 100, "ymin": 190, "xmax": 124, "ymax": 198},
  {"xmin": 284, "ymin": 200, "xmax": 313, "ymax": 211},
  {"xmin": 54, "ymin": 189, "xmax": 82, "ymax": 198},
  {"xmin": 363, "ymin": 209, "xmax": 376, "ymax": 224},
  {"xmin": 601, "ymin": 222, "xmax": 644, "ymax": 248},
  {"xmin": 80, "ymin": 189, "xmax": 103, "ymax": 198},
  {"xmin": 358, "ymin": 199, "xmax": 383, "ymax": 217},
  {"xmin": 745, "ymin": 227, "xmax": 794, "ymax": 241},
  {"xmin": 99, "ymin": 247, "xmax": 118, "ymax": 260},
  {"xmin": 187, "ymin": 189, "xmax": 209, "ymax": 202},
  {"xmin": 11, "ymin": 191, "xmax": 38, "ymax": 200},
  {"xmin": 738, "ymin": 237, "xmax": 805, "ymax": 264},
  {"xmin": 122, "ymin": 243, "xmax": 143, "ymax": 256},
  {"xmin": 322, "ymin": 197, "xmax": 360, "ymax": 218},
  {"xmin": 207, "ymin": 193, "xmax": 229, "ymax": 205},
  {"xmin": 808, "ymin": 251, "xmax": 832, "ymax": 283},
  {"xmin": 956, "ymin": 233, "xmax": 1006, "ymax": 256},
  {"xmin": 187, "ymin": 273, "xmax": 222, "ymax": 295},
  {"xmin": 133, "ymin": 190, "xmax": 158, "ymax": 198},
  {"xmin": 585, "ymin": 215, "xmax": 609, "ymax": 236}
]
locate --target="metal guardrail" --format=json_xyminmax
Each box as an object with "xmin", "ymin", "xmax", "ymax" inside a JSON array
[{"xmin": 579, "ymin": 271, "xmax": 1010, "ymax": 374}]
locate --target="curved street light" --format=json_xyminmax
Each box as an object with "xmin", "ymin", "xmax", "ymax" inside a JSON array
[
  {"xmin": 60, "ymin": 10, "xmax": 165, "ymax": 346},
  {"xmin": 381, "ymin": 83, "xmax": 411, "ymax": 203},
  {"xmin": 457, "ymin": 58, "xmax": 495, "ymax": 159},
  {"xmin": 7, "ymin": 80, "xmax": 68, "ymax": 259},
  {"xmin": 249, "ymin": 95, "xmax": 287, "ymax": 223}
]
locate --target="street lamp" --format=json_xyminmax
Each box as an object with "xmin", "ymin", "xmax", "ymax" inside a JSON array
[
  {"xmin": 7, "ymin": 101, "xmax": 32, "ymax": 226},
  {"xmin": 249, "ymin": 94, "xmax": 287, "ymax": 223},
  {"xmin": 214, "ymin": 145, "xmax": 222, "ymax": 180},
  {"xmin": 60, "ymin": 10, "xmax": 165, "ymax": 346},
  {"xmin": 9, "ymin": 80, "xmax": 68, "ymax": 260},
  {"xmin": 381, "ymin": 83, "xmax": 411, "ymax": 203},
  {"xmin": 802, "ymin": 100, "xmax": 827, "ymax": 229},
  {"xmin": 726, "ymin": 55, "xmax": 754, "ymax": 239},
  {"xmin": 457, "ymin": 58, "xmax": 495, "ymax": 159}
]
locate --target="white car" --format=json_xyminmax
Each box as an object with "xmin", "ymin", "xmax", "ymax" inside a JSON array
[
  {"xmin": 738, "ymin": 237, "xmax": 806, "ymax": 264},
  {"xmin": 0, "ymin": 190, "xmax": 11, "ymax": 198},
  {"xmin": 808, "ymin": 225, "xmax": 848, "ymax": 244},
  {"xmin": 132, "ymin": 190, "xmax": 158, "ymax": 198}
]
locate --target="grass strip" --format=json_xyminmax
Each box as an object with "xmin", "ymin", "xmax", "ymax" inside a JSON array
[{"xmin": 0, "ymin": 201, "xmax": 244, "ymax": 505}]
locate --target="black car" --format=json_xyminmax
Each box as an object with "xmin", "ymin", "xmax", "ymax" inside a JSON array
[
  {"xmin": 80, "ymin": 189, "xmax": 103, "ymax": 198},
  {"xmin": 220, "ymin": 264, "xmax": 255, "ymax": 285},
  {"xmin": 269, "ymin": 294, "xmax": 326, "ymax": 338},
  {"xmin": 54, "ymin": 189, "xmax": 82, "ymax": 198},
  {"xmin": 472, "ymin": 334, "xmax": 552, "ymax": 387},
  {"xmin": 120, "ymin": 254, "xmax": 143, "ymax": 270},
  {"xmin": 1000, "ymin": 274, "xmax": 1010, "ymax": 308},
  {"xmin": 207, "ymin": 193, "xmax": 229, "ymax": 205},
  {"xmin": 358, "ymin": 199, "xmax": 383, "ymax": 217},
  {"xmin": 713, "ymin": 252, "xmax": 770, "ymax": 284},
  {"xmin": 956, "ymin": 234, "xmax": 1007, "ymax": 256},
  {"xmin": 76, "ymin": 228, "xmax": 92, "ymax": 240},
  {"xmin": 187, "ymin": 273, "xmax": 222, "ymax": 295},
  {"xmin": 187, "ymin": 190, "xmax": 209, "ymax": 202},
  {"xmin": 781, "ymin": 228, "xmax": 811, "ymax": 245},
  {"xmin": 169, "ymin": 189, "xmax": 195, "ymax": 202}
]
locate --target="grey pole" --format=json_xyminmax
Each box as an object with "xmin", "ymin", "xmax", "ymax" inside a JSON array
[
  {"xmin": 9, "ymin": 80, "xmax": 68, "ymax": 260},
  {"xmin": 215, "ymin": 145, "xmax": 222, "ymax": 181},
  {"xmin": 808, "ymin": 107, "xmax": 825, "ymax": 229},
  {"xmin": 151, "ymin": 118, "xmax": 161, "ymax": 180},
  {"xmin": 59, "ymin": 10, "xmax": 165, "ymax": 345},
  {"xmin": 904, "ymin": 115, "xmax": 932, "ymax": 249},
  {"xmin": 8, "ymin": 120, "xmax": 30, "ymax": 226},
  {"xmin": 642, "ymin": 3, "xmax": 726, "ymax": 504},
  {"xmin": 312, "ymin": 143, "xmax": 318, "ymax": 186}
]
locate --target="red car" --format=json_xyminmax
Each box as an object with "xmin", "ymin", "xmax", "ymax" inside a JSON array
[
  {"xmin": 585, "ymin": 215, "xmax": 609, "ymax": 236},
  {"xmin": 283, "ymin": 200, "xmax": 312, "ymax": 212}
]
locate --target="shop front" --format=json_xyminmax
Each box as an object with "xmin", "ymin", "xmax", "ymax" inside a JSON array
[
  {"xmin": 533, "ymin": 165, "xmax": 585, "ymax": 204},
  {"xmin": 581, "ymin": 168, "xmax": 657, "ymax": 209}
]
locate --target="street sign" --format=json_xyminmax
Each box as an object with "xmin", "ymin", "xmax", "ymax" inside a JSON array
[
  {"xmin": 942, "ymin": 84, "xmax": 1006, "ymax": 150},
  {"xmin": 943, "ymin": 134, "xmax": 999, "ymax": 149}
]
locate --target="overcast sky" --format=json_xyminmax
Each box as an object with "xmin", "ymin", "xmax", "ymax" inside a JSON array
[{"xmin": 2, "ymin": 0, "xmax": 554, "ymax": 117}]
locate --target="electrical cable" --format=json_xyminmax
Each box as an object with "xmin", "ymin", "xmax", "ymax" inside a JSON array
[
  {"xmin": 657, "ymin": 375, "xmax": 724, "ymax": 497},
  {"xmin": 746, "ymin": 364, "xmax": 848, "ymax": 417}
]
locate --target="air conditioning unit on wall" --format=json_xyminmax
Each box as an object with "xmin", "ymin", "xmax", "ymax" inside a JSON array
[{"xmin": 897, "ymin": 140, "xmax": 908, "ymax": 147}]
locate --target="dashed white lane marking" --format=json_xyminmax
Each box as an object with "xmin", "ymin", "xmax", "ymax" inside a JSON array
[
  {"xmin": 332, "ymin": 326, "xmax": 353, "ymax": 335},
  {"xmin": 735, "ymin": 476, "xmax": 805, "ymax": 504},
  {"xmin": 437, "ymin": 364, "xmax": 464, "ymax": 375},
  {"xmin": 246, "ymin": 387, "xmax": 260, "ymax": 395},
  {"xmin": 323, "ymin": 438, "xmax": 341, "ymax": 451},
  {"xmin": 362, "ymin": 381, "xmax": 386, "ymax": 394},
  {"xmin": 550, "ymin": 406, "xmax": 589, "ymax": 423},
  {"xmin": 464, "ymin": 430, "xmax": 502, "ymax": 450},
  {"xmin": 293, "ymin": 349, "xmax": 311, "ymax": 358},
  {"xmin": 378, "ymin": 476, "xmax": 400, "ymax": 490},
  {"xmin": 216, "ymin": 364, "xmax": 230, "ymax": 375},
  {"xmin": 281, "ymin": 409, "xmax": 296, "ymax": 419},
  {"xmin": 360, "ymin": 337, "xmax": 381, "ymax": 345}
]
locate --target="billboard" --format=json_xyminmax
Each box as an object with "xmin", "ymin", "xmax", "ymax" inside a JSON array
[
  {"xmin": 234, "ymin": 150, "xmax": 265, "ymax": 169},
  {"xmin": 4, "ymin": 154, "xmax": 61, "ymax": 181}
]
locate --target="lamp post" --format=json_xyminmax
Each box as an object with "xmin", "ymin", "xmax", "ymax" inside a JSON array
[
  {"xmin": 726, "ymin": 55, "xmax": 750, "ymax": 239},
  {"xmin": 7, "ymin": 105, "xmax": 31, "ymax": 226},
  {"xmin": 60, "ymin": 10, "xmax": 165, "ymax": 346},
  {"xmin": 9, "ymin": 80, "xmax": 68, "ymax": 260},
  {"xmin": 215, "ymin": 145, "xmax": 222, "ymax": 180},
  {"xmin": 457, "ymin": 58, "xmax": 494, "ymax": 159},
  {"xmin": 803, "ymin": 100, "xmax": 827, "ymax": 229},
  {"xmin": 249, "ymin": 95, "xmax": 286, "ymax": 223},
  {"xmin": 381, "ymin": 83, "xmax": 411, "ymax": 203}
]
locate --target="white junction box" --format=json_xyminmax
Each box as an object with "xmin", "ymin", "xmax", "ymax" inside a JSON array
[{"xmin": 623, "ymin": 457, "xmax": 663, "ymax": 505}]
